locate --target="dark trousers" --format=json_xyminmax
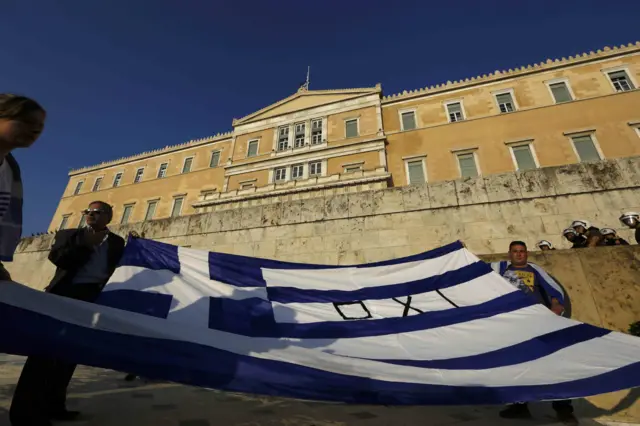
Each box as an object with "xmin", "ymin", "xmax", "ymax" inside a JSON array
[
  {"xmin": 10, "ymin": 283, "xmax": 103, "ymax": 426},
  {"xmin": 513, "ymin": 400, "xmax": 574, "ymax": 413}
]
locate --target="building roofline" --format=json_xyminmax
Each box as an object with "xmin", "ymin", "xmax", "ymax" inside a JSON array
[
  {"xmin": 68, "ymin": 131, "xmax": 233, "ymax": 176},
  {"xmin": 381, "ymin": 42, "xmax": 640, "ymax": 105},
  {"xmin": 232, "ymin": 84, "xmax": 382, "ymax": 125}
]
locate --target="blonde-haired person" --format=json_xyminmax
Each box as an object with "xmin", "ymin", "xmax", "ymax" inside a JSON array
[{"xmin": 0, "ymin": 94, "xmax": 46, "ymax": 282}]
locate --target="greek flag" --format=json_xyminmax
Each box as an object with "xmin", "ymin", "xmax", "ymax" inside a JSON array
[{"xmin": 0, "ymin": 238, "xmax": 638, "ymax": 405}]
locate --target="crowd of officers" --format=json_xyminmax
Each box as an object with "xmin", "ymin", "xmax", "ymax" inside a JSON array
[{"xmin": 536, "ymin": 212, "xmax": 640, "ymax": 251}]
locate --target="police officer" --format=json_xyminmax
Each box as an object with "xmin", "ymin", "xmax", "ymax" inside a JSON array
[
  {"xmin": 600, "ymin": 228, "xmax": 629, "ymax": 246},
  {"xmin": 570, "ymin": 220, "xmax": 604, "ymax": 247},
  {"xmin": 537, "ymin": 240, "xmax": 555, "ymax": 251},
  {"xmin": 619, "ymin": 212, "xmax": 640, "ymax": 244},
  {"xmin": 562, "ymin": 228, "xmax": 586, "ymax": 248}
]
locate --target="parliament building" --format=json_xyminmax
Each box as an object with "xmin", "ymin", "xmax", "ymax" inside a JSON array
[{"xmin": 50, "ymin": 43, "xmax": 640, "ymax": 231}]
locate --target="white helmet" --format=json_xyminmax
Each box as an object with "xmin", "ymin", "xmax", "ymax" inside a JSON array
[
  {"xmin": 619, "ymin": 212, "xmax": 640, "ymax": 228},
  {"xmin": 537, "ymin": 240, "xmax": 553, "ymax": 249},
  {"xmin": 600, "ymin": 228, "xmax": 616, "ymax": 236},
  {"xmin": 571, "ymin": 220, "xmax": 590, "ymax": 233},
  {"xmin": 562, "ymin": 228, "xmax": 578, "ymax": 237}
]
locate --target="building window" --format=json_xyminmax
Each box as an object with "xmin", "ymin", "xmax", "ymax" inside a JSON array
[
  {"xmin": 157, "ymin": 163, "xmax": 168, "ymax": 178},
  {"xmin": 400, "ymin": 111, "xmax": 417, "ymax": 131},
  {"xmin": 134, "ymin": 168, "xmax": 144, "ymax": 183},
  {"xmin": 59, "ymin": 215, "xmax": 71, "ymax": 230},
  {"xmin": 548, "ymin": 81, "xmax": 573, "ymax": 103},
  {"xmin": 345, "ymin": 119, "xmax": 358, "ymax": 138},
  {"xmin": 121, "ymin": 204, "xmax": 134, "ymax": 225},
  {"xmin": 446, "ymin": 102, "xmax": 465, "ymax": 122},
  {"xmin": 294, "ymin": 122, "xmax": 306, "ymax": 148},
  {"xmin": 92, "ymin": 177, "xmax": 103, "ymax": 192},
  {"xmin": 113, "ymin": 172, "xmax": 123, "ymax": 187},
  {"xmin": 210, "ymin": 151, "xmax": 221, "ymax": 167},
  {"xmin": 309, "ymin": 161, "xmax": 322, "ymax": 176},
  {"xmin": 171, "ymin": 197, "xmax": 184, "ymax": 217},
  {"xmin": 457, "ymin": 153, "xmax": 478, "ymax": 178},
  {"xmin": 78, "ymin": 214, "xmax": 87, "ymax": 228},
  {"xmin": 571, "ymin": 135, "xmax": 601, "ymax": 162},
  {"xmin": 145, "ymin": 200, "xmax": 158, "ymax": 221},
  {"xmin": 291, "ymin": 164, "xmax": 304, "ymax": 180},
  {"xmin": 247, "ymin": 140, "xmax": 259, "ymax": 157},
  {"xmin": 405, "ymin": 159, "xmax": 426, "ymax": 185},
  {"xmin": 73, "ymin": 181, "xmax": 83, "ymax": 195},
  {"xmin": 240, "ymin": 182, "xmax": 255, "ymax": 190},
  {"xmin": 274, "ymin": 167, "xmax": 287, "ymax": 182},
  {"xmin": 277, "ymin": 126, "xmax": 290, "ymax": 151},
  {"xmin": 182, "ymin": 157, "xmax": 193, "ymax": 173},
  {"xmin": 495, "ymin": 91, "xmax": 516, "ymax": 113},
  {"xmin": 510, "ymin": 144, "xmax": 538, "ymax": 171},
  {"xmin": 311, "ymin": 119, "xmax": 323, "ymax": 144},
  {"xmin": 343, "ymin": 164, "xmax": 363, "ymax": 173},
  {"xmin": 607, "ymin": 70, "xmax": 635, "ymax": 92}
]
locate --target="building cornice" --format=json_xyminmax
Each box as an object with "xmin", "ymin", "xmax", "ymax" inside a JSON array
[
  {"xmin": 381, "ymin": 42, "xmax": 640, "ymax": 105},
  {"xmin": 68, "ymin": 132, "xmax": 233, "ymax": 176},
  {"xmin": 193, "ymin": 169, "xmax": 390, "ymax": 208}
]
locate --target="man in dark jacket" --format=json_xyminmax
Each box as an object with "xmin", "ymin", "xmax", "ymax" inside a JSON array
[{"xmin": 10, "ymin": 201, "xmax": 125, "ymax": 426}]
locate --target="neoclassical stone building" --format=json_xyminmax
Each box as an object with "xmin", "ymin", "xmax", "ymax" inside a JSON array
[{"xmin": 50, "ymin": 42, "xmax": 640, "ymax": 230}]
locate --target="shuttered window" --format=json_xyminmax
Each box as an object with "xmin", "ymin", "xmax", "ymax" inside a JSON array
[
  {"xmin": 407, "ymin": 160, "xmax": 425, "ymax": 184},
  {"xmin": 401, "ymin": 111, "xmax": 416, "ymax": 130},
  {"xmin": 121, "ymin": 205, "xmax": 134, "ymax": 225},
  {"xmin": 247, "ymin": 140, "xmax": 259, "ymax": 157},
  {"xmin": 457, "ymin": 153, "xmax": 478, "ymax": 178},
  {"xmin": 549, "ymin": 82, "xmax": 572, "ymax": 103},
  {"xmin": 345, "ymin": 119, "xmax": 358, "ymax": 138},
  {"xmin": 145, "ymin": 201, "xmax": 157, "ymax": 221},
  {"xmin": 512, "ymin": 145, "xmax": 537, "ymax": 170},
  {"xmin": 572, "ymin": 135, "xmax": 601, "ymax": 162},
  {"xmin": 210, "ymin": 151, "xmax": 220, "ymax": 167}
]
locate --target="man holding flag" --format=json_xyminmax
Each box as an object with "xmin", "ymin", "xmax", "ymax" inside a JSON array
[{"xmin": 491, "ymin": 240, "xmax": 577, "ymax": 424}]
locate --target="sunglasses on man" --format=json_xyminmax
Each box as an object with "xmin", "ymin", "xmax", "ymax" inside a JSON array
[{"xmin": 82, "ymin": 208, "xmax": 105, "ymax": 216}]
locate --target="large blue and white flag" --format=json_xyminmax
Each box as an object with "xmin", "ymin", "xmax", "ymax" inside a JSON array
[{"xmin": 0, "ymin": 237, "xmax": 639, "ymax": 405}]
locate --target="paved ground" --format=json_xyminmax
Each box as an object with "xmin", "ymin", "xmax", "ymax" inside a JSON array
[{"xmin": 0, "ymin": 355, "xmax": 634, "ymax": 426}]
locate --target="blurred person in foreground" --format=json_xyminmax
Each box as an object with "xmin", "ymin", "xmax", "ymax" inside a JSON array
[
  {"xmin": 491, "ymin": 241, "xmax": 576, "ymax": 424},
  {"xmin": 10, "ymin": 202, "xmax": 125, "ymax": 426},
  {"xmin": 619, "ymin": 212, "xmax": 640, "ymax": 244},
  {"xmin": 600, "ymin": 228, "xmax": 629, "ymax": 246},
  {"xmin": 0, "ymin": 94, "xmax": 46, "ymax": 280}
]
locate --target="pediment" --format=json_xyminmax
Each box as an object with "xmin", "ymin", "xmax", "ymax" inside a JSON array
[{"xmin": 233, "ymin": 86, "xmax": 381, "ymax": 125}]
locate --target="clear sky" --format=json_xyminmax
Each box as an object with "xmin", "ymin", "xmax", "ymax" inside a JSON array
[{"xmin": 2, "ymin": 0, "xmax": 639, "ymax": 235}]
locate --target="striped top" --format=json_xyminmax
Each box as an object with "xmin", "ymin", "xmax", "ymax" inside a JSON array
[
  {"xmin": 0, "ymin": 154, "xmax": 23, "ymax": 262},
  {"xmin": 0, "ymin": 159, "xmax": 13, "ymax": 220}
]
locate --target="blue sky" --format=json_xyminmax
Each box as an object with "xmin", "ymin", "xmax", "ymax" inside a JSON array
[{"xmin": 2, "ymin": 1, "xmax": 639, "ymax": 235}]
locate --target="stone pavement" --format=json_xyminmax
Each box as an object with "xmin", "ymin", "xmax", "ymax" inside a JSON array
[{"xmin": 0, "ymin": 355, "xmax": 635, "ymax": 426}]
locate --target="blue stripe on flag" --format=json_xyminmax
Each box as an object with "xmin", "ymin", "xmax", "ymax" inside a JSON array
[
  {"xmin": 208, "ymin": 297, "xmax": 276, "ymax": 334},
  {"xmin": 353, "ymin": 323, "xmax": 611, "ymax": 370},
  {"xmin": 207, "ymin": 291, "xmax": 534, "ymax": 338},
  {"xmin": 0, "ymin": 301, "xmax": 638, "ymax": 406},
  {"xmin": 97, "ymin": 290, "xmax": 173, "ymax": 319},
  {"xmin": 207, "ymin": 240, "xmax": 465, "ymax": 288},
  {"xmin": 266, "ymin": 261, "xmax": 491, "ymax": 304},
  {"xmin": 119, "ymin": 237, "xmax": 180, "ymax": 273}
]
